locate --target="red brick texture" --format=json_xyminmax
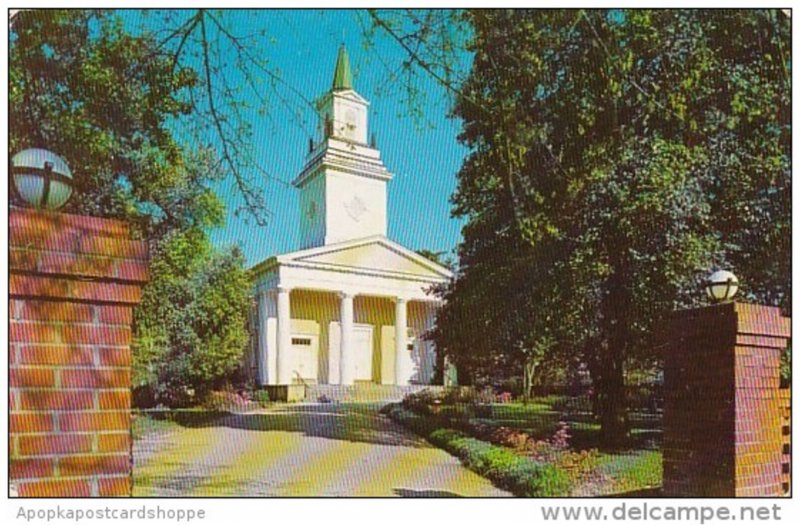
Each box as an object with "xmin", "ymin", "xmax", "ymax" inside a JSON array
[
  {"xmin": 9, "ymin": 208, "xmax": 148, "ymax": 498},
  {"xmin": 663, "ymin": 303, "xmax": 790, "ymax": 497}
]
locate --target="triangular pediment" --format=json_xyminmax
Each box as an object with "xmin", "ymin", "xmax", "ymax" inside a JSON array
[{"xmin": 277, "ymin": 236, "xmax": 452, "ymax": 281}]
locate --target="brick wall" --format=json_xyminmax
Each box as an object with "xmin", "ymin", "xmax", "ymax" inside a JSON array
[
  {"xmin": 9, "ymin": 208, "xmax": 148, "ymax": 497},
  {"xmin": 664, "ymin": 302, "xmax": 790, "ymax": 497}
]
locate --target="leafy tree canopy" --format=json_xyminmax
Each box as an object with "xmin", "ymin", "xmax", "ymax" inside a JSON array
[
  {"xmin": 427, "ymin": 9, "xmax": 789, "ymax": 444},
  {"xmin": 11, "ymin": 10, "xmax": 254, "ymax": 406},
  {"xmin": 10, "ymin": 10, "xmax": 228, "ymax": 237},
  {"xmin": 134, "ymin": 228, "xmax": 252, "ymax": 406}
]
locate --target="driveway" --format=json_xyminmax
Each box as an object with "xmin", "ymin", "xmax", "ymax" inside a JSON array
[{"xmin": 133, "ymin": 403, "xmax": 511, "ymax": 497}]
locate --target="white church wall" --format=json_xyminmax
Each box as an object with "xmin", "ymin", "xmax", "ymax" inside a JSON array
[
  {"xmin": 324, "ymin": 169, "xmax": 387, "ymax": 244},
  {"xmin": 298, "ymin": 173, "xmax": 326, "ymax": 249},
  {"xmin": 290, "ymin": 290, "xmax": 340, "ymax": 384},
  {"xmin": 277, "ymin": 263, "xmax": 440, "ymax": 303}
]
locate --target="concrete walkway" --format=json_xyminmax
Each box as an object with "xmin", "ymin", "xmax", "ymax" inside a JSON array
[{"xmin": 133, "ymin": 403, "xmax": 511, "ymax": 497}]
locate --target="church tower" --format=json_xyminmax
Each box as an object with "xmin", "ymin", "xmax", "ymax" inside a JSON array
[{"xmin": 293, "ymin": 45, "xmax": 394, "ymax": 249}]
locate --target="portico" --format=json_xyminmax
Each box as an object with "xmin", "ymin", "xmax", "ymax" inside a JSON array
[
  {"xmin": 252, "ymin": 235, "xmax": 450, "ymax": 386},
  {"xmin": 250, "ymin": 45, "xmax": 452, "ymax": 387}
]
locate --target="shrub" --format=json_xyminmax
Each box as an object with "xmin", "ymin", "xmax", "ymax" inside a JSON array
[
  {"xmin": 402, "ymin": 389, "xmax": 439, "ymax": 415},
  {"xmin": 497, "ymin": 391, "xmax": 513, "ymax": 403},
  {"xmin": 387, "ymin": 406, "xmax": 572, "ymax": 497},
  {"xmin": 429, "ymin": 428, "xmax": 572, "ymax": 497},
  {"xmin": 203, "ymin": 390, "xmax": 251, "ymax": 412},
  {"xmin": 252, "ymin": 390, "xmax": 270, "ymax": 406},
  {"xmin": 440, "ymin": 386, "xmax": 480, "ymax": 405},
  {"xmin": 133, "ymin": 231, "xmax": 251, "ymax": 408},
  {"xmin": 474, "ymin": 386, "xmax": 497, "ymax": 405},
  {"xmin": 557, "ymin": 449, "xmax": 601, "ymax": 484}
]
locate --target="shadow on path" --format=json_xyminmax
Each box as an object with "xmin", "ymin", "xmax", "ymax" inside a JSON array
[
  {"xmin": 145, "ymin": 403, "xmax": 429, "ymax": 448},
  {"xmin": 393, "ymin": 488, "xmax": 464, "ymax": 498}
]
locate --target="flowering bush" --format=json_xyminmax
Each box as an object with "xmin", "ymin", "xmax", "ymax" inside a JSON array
[
  {"xmin": 387, "ymin": 406, "xmax": 572, "ymax": 496},
  {"xmin": 203, "ymin": 390, "xmax": 252, "ymax": 411},
  {"xmin": 467, "ymin": 420, "xmax": 599, "ymax": 485},
  {"xmin": 496, "ymin": 391, "xmax": 513, "ymax": 403},
  {"xmin": 551, "ymin": 421, "xmax": 571, "ymax": 450}
]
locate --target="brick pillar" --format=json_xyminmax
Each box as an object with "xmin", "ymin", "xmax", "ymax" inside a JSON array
[
  {"xmin": 9, "ymin": 207, "xmax": 148, "ymax": 497},
  {"xmin": 664, "ymin": 302, "xmax": 790, "ymax": 497}
]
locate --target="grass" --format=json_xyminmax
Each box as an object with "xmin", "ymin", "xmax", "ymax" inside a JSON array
[
  {"xmin": 387, "ymin": 406, "xmax": 571, "ymax": 496},
  {"xmin": 132, "ymin": 412, "xmax": 180, "ymax": 440},
  {"xmin": 403, "ymin": 396, "xmax": 663, "ymax": 496},
  {"xmin": 132, "ymin": 409, "xmax": 225, "ymax": 440},
  {"xmin": 597, "ymin": 450, "xmax": 663, "ymax": 495}
]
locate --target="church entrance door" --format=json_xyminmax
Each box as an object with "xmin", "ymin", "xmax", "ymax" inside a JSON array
[
  {"xmin": 291, "ymin": 334, "xmax": 319, "ymax": 383},
  {"xmin": 352, "ymin": 325, "xmax": 374, "ymax": 382}
]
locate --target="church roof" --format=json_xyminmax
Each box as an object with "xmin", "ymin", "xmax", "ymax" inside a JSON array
[
  {"xmin": 332, "ymin": 44, "xmax": 353, "ymax": 91},
  {"xmin": 251, "ymin": 234, "xmax": 454, "ymax": 282}
]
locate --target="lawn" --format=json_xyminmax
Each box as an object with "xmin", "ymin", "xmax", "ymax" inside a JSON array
[
  {"xmin": 132, "ymin": 409, "xmax": 224, "ymax": 440},
  {"xmin": 393, "ymin": 394, "xmax": 663, "ymax": 496},
  {"xmin": 491, "ymin": 399, "xmax": 663, "ymax": 495}
]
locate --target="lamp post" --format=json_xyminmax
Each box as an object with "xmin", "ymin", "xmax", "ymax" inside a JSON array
[
  {"xmin": 11, "ymin": 148, "xmax": 74, "ymax": 210},
  {"xmin": 704, "ymin": 269, "xmax": 739, "ymax": 303}
]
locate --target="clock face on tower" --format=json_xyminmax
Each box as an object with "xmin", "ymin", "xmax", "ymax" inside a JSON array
[{"xmin": 343, "ymin": 109, "xmax": 357, "ymax": 139}]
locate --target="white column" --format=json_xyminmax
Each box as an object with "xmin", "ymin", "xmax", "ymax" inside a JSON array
[
  {"xmin": 256, "ymin": 291, "xmax": 269, "ymax": 386},
  {"xmin": 339, "ymin": 291, "xmax": 355, "ymax": 386},
  {"xmin": 276, "ymin": 286, "xmax": 292, "ymax": 385},
  {"xmin": 394, "ymin": 297, "xmax": 408, "ymax": 385}
]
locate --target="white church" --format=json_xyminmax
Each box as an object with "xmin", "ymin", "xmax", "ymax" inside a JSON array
[{"xmin": 250, "ymin": 46, "xmax": 453, "ymax": 389}]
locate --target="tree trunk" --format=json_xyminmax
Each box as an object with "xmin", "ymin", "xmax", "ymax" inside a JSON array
[
  {"xmin": 598, "ymin": 254, "xmax": 631, "ymax": 447},
  {"xmin": 598, "ymin": 347, "xmax": 628, "ymax": 447},
  {"xmin": 522, "ymin": 358, "xmax": 535, "ymax": 403}
]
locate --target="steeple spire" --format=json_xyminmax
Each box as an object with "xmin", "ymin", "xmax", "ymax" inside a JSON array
[{"xmin": 332, "ymin": 44, "xmax": 353, "ymax": 91}]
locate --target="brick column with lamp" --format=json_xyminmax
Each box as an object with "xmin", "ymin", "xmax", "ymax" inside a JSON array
[
  {"xmin": 663, "ymin": 271, "xmax": 790, "ymax": 497},
  {"xmin": 9, "ymin": 149, "xmax": 149, "ymax": 497}
]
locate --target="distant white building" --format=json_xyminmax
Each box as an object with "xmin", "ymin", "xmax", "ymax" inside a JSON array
[{"xmin": 250, "ymin": 45, "xmax": 453, "ymax": 387}]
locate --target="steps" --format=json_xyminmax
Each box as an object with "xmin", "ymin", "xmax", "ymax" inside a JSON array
[{"xmin": 304, "ymin": 384, "xmax": 446, "ymax": 403}]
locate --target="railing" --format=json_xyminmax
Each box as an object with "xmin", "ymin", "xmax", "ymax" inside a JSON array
[
  {"xmin": 780, "ymin": 388, "xmax": 791, "ymax": 495},
  {"xmin": 293, "ymin": 370, "xmax": 312, "ymax": 388}
]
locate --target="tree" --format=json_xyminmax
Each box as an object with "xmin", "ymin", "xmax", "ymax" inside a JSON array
[
  {"xmin": 420, "ymin": 9, "xmax": 789, "ymax": 445},
  {"xmin": 9, "ymin": 10, "xmax": 221, "ymax": 236},
  {"xmin": 415, "ymin": 248, "xmax": 456, "ymax": 271},
  {"xmin": 133, "ymin": 228, "xmax": 251, "ymax": 406},
  {"xmin": 9, "ymin": 8, "xmax": 308, "ymax": 227},
  {"xmin": 11, "ymin": 10, "xmax": 253, "ymax": 407}
]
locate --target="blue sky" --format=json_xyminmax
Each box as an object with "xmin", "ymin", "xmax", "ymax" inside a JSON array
[{"xmin": 126, "ymin": 10, "xmax": 471, "ymax": 266}]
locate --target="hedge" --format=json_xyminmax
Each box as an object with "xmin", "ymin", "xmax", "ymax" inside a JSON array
[{"xmin": 386, "ymin": 405, "xmax": 572, "ymax": 497}]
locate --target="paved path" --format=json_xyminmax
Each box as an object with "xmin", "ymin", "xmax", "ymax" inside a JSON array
[{"xmin": 133, "ymin": 403, "xmax": 511, "ymax": 497}]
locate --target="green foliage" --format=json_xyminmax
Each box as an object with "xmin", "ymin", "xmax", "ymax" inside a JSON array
[
  {"xmin": 433, "ymin": 9, "xmax": 790, "ymax": 443},
  {"xmin": 134, "ymin": 229, "xmax": 251, "ymax": 407},
  {"xmin": 597, "ymin": 450, "xmax": 663, "ymax": 494},
  {"xmin": 780, "ymin": 343, "xmax": 791, "ymax": 387},
  {"xmin": 415, "ymin": 249, "xmax": 456, "ymax": 271},
  {"xmin": 388, "ymin": 406, "xmax": 572, "ymax": 496},
  {"xmin": 11, "ymin": 10, "xmax": 252, "ymax": 409},
  {"xmin": 9, "ymin": 10, "xmax": 223, "ymax": 237},
  {"xmin": 203, "ymin": 390, "xmax": 252, "ymax": 412},
  {"xmin": 252, "ymin": 390, "xmax": 271, "ymax": 406}
]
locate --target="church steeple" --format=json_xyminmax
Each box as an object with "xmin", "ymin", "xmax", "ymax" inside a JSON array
[
  {"xmin": 332, "ymin": 44, "xmax": 353, "ymax": 91},
  {"xmin": 293, "ymin": 46, "xmax": 393, "ymax": 249}
]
